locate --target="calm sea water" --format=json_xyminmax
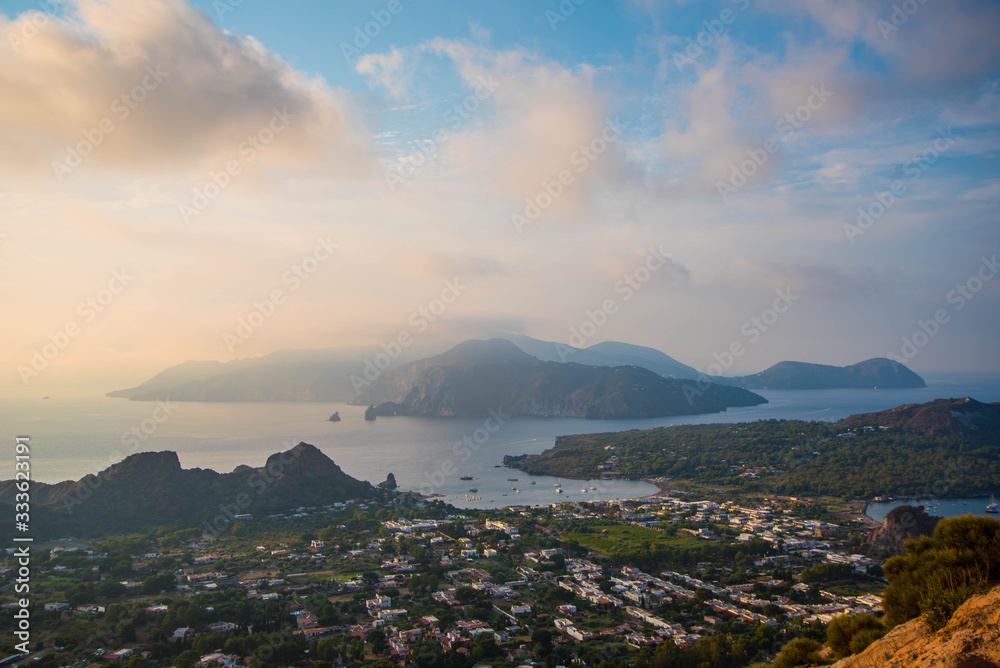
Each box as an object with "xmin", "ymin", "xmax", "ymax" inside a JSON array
[
  {"xmin": 865, "ymin": 497, "xmax": 1000, "ymax": 523},
  {"xmin": 2, "ymin": 372, "xmax": 998, "ymax": 509}
]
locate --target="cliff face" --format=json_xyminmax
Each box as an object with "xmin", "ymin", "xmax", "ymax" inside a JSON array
[
  {"xmin": 864, "ymin": 505, "xmax": 941, "ymax": 558},
  {"xmin": 830, "ymin": 585, "xmax": 1000, "ymax": 668}
]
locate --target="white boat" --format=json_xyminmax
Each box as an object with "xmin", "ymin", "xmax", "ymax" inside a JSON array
[{"xmin": 986, "ymin": 495, "xmax": 998, "ymax": 514}]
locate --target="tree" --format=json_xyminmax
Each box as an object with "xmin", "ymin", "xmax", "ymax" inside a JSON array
[
  {"xmin": 455, "ymin": 586, "xmax": 477, "ymax": 604},
  {"xmin": 366, "ymin": 628, "xmax": 387, "ymax": 655},
  {"xmin": 531, "ymin": 628, "xmax": 553, "ymax": 651},
  {"xmin": 827, "ymin": 613, "xmax": 886, "ymax": 658},
  {"xmin": 174, "ymin": 649, "xmax": 199, "ymax": 668},
  {"xmin": 770, "ymin": 638, "xmax": 821, "ymax": 668}
]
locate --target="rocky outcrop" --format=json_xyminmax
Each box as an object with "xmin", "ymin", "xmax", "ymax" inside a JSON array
[
  {"xmin": 379, "ymin": 473, "xmax": 397, "ymax": 490},
  {"xmin": 865, "ymin": 505, "xmax": 941, "ymax": 557},
  {"xmin": 373, "ymin": 401, "xmax": 402, "ymax": 416},
  {"xmin": 0, "ymin": 442, "xmax": 375, "ymax": 539},
  {"xmin": 364, "ymin": 405, "xmax": 377, "ymax": 421},
  {"xmin": 830, "ymin": 585, "xmax": 1000, "ymax": 668},
  {"xmin": 328, "ymin": 411, "xmax": 341, "ymax": 422}
]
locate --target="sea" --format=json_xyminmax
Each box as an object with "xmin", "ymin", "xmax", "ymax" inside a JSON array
[
  {"xmin": 2, "ymin": 372, "xmax": 998, "ymax": 510},
  {"xmin": 865, "ymin": 497, "xmax": 1000, "ymax": 523}
]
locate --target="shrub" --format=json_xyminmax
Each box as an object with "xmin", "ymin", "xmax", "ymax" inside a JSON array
[
  {"xmin": 826, "ymin": 613, "xmax": 886, "ymax": 658},
  {"xmin": 882, "ymin": 515, "xmax": 1000, "ymax": 629},
  {"xmin": 772, "ymin": 638, "xmax": 822, "ymax": 668}
]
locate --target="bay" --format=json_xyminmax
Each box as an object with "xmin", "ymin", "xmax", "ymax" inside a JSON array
[
  {"xmin": 865, "ymin": 497, "xmax": 1000, "ymax": 523},
  {"xmin": 2, "ymin": 372, "xmax": 998, "ymax": 509}
]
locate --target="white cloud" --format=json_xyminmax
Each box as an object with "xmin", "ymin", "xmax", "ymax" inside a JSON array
[{"xmin": 0, "ymin": 0, "xmax": 372, "ymax": 181}]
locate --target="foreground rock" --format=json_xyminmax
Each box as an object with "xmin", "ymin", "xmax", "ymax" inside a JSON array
[{"xmin": 831, "ymin": 585, "xmax": 1000, "ymax": 668}]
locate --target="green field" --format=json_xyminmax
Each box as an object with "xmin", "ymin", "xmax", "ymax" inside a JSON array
[{"xmin": 564, "ymin": 523, "xmax": 703, "ymax": 555}]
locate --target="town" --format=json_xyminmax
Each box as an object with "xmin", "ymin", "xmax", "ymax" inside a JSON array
[{"xmin": 0, "ymin": 486, "xmax": 895, "ymax": 668}]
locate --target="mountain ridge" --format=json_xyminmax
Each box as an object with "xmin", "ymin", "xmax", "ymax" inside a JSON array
[
  {"xmin": 350, "ymin": 338, "xmax": 767, "ymax": 419},
  {"xmin": 0, "ymin": 442, "xmax": 375, "ymax": 539},
  {"xmin": 107, "ymin": 338, "xmax": 927, "ymax": 402}
]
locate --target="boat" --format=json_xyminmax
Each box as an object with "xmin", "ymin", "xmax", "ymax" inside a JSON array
[
  {"xmin": 511, "ymin": 486, "xmax": 517, "ymax": 491},
  {"xmin": 467, "ymin": 487, "xmax": 478, "ymax": 493},
  {"xmin": 581, "ymin": 489, "xmax": 587, "ymax": 493},
  {"xmin": 987, "ymin": 495, "xmax": 999, "ymax": 514},
  {"xmin": 460, "ymin": 475, "xmax": 474, "ymax": 481},
  {"xmin": 530, "ymin": 481, "xmax": 536, "ymax": 485},
  {"xmin": 557, "ymin": 488, "xmax": 563, "ymax": 494},
  {"xmin": 507, "ymin": 478, "xmax": 518, "ymax": 482}
]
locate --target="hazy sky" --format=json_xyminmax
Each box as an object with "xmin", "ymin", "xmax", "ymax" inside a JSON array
[{"xmin": 2, "ymin": 0, "xmax": 999, "ymax": 397}]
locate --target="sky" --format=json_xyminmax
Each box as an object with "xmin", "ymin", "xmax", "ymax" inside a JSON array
[{"xmin": 1, "ymin": 0, "xmax": 999, "ymax": 398}]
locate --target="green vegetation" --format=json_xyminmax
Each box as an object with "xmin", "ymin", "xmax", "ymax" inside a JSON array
[
  {"xmin": 563, "ymin": 522, "xmax": 701, "ymax": 555},
  {"xmin": 760, "ymin": 638, "xmax": 822, "ymax": 668},
  {"xmin": 882, "ymin": 515, "xmax": 1000, "ymax": 629},
  {"xmin": 825, "ymin": 613, "xmax": 886, "ymax": 659},
  {"xmin": 511, "ymin": 417, "xmax": 1000, "ymax": 498}
]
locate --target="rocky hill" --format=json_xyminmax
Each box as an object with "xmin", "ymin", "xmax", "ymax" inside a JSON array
[
  {"xmin": 829, "ymin": 584, "xmax": 1000, "ymax": 668},
  {"xmin": 864, "ymin": 505, "xmax": 941, "ymax": 558},
  {"xmin": 732, "ymin": 358, "xmax": 926, "ymax": 390},
  {"xmin": 353, "ymin": 339, "xmax": 766, "ymax": 419},
  {"xmin": 840, "ymin": 396, "xmax": 1000, "ymax": 444},
  {"xmin": 0, "ymin": 442, "xmax": 374, "ymax": 539}
]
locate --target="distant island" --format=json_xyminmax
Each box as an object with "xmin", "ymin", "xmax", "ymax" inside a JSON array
[
  {"xmin": 348, "ymin": 339, "xmax": 766, "ymax": 419},
  {"xmin": 0, "ymin": 442, "xmax": 376, "ymax": 540},
  {"xmin": 105, "ymin": 336, "xmax": 926, "ymax": 407},
  {"xmin": 505, "ymin": 397, "xmax": 1000, "ymax": 499},
  {"xmin": 729, "ymin": 358, "xmax": 926, "ymax": 390}
]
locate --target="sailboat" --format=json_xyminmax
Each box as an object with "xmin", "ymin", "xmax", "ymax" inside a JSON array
[{"xmin": 986, "ymin": 495, "xmax": 998, "ymax": 514}]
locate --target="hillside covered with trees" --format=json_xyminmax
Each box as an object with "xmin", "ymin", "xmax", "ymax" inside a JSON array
[{"xmin": 506, "ymin": 398, "xmax": 1000, "ymax": 499}]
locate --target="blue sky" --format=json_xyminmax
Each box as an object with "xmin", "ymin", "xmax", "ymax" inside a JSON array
[{"xmin": 1, "ymin": 0, "xmax": 999, "ymax": 395}]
